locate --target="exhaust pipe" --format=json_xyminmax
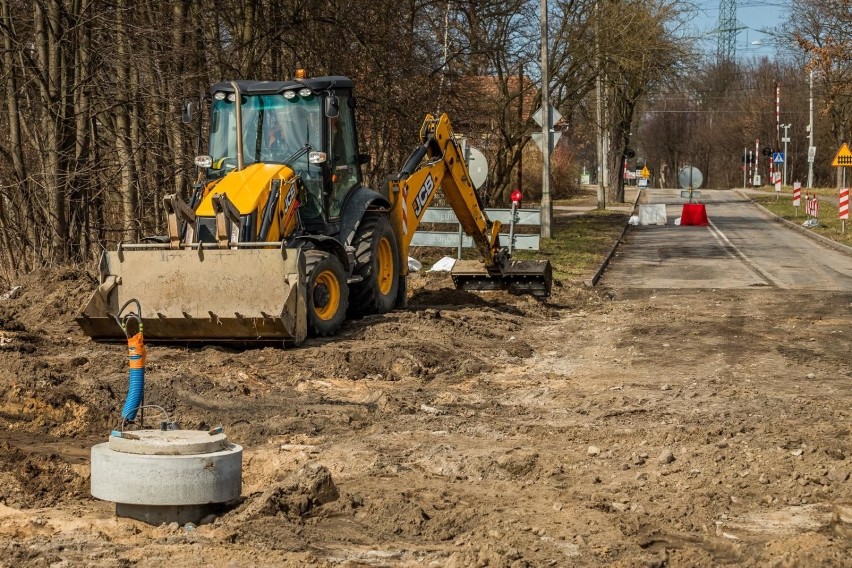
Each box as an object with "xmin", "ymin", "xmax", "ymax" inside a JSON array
[{"xmin": 230, "ymin": 81, "xmax": 244, "ymax": 171}]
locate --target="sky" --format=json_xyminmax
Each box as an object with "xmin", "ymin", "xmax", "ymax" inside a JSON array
[{"xmin": 690, "ymin": 0, "xmax": 787, "ymax": 60}]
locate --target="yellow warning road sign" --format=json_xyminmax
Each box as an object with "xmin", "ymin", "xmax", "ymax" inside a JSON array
[
  {"xmin": 640, "ymin": 166, "xmax": 651, "ymax": 178},
  {"xmin": 832, "ymin": 142, "xmax": 852, "ymax": 167}
]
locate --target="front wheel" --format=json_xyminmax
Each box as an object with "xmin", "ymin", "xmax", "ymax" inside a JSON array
[
  {"xmin": 348, "ymin": 214, "xmax": 399, "ymax": 317},
  {"xmin": 305, "ymin": 250, "xmax": 349, "ymax": 337}
]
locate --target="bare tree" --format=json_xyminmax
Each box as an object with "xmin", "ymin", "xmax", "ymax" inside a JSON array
[
  {"xmin": 596, "ymin": 0, "xmax": 689, "ymax": 202},
  {"xmin": 791, "ymin": 0, "xmax": 852, "ymax": 188}
]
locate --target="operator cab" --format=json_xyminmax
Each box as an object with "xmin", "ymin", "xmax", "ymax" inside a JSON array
[{"xmin": 202, "ymin": 76, "xmax": 363, "ymax": 226}]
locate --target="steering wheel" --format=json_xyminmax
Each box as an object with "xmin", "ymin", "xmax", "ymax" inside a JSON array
[{"xmin": 269, "ymin": 139, "xmax": 288, "ymax": 162}]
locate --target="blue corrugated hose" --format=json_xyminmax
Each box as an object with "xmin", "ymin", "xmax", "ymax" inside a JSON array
[{"xmin": 121, "ymin": 361, "xmax": 144, "ymax": 421}]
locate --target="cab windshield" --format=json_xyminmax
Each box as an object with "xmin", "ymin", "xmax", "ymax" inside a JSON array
[{"xmin": 208, "ymin": 92, "xmax": 321, "ymax": 175}]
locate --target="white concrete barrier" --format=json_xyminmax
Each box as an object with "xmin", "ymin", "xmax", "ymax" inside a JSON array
[{"xmin": 639, "ymin": 204, "xmax": 667, "ymax": 226}]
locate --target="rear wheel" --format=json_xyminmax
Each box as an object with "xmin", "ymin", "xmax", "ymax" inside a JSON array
[
  {"xmin": 305, "ymin": 250, "xmax": 348, "ymax": 337},
  {"xmin": 348, "ymin": 214, "xmax": 399, "ymax": 317}
]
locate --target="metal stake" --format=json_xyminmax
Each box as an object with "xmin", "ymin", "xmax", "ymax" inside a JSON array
[{"xmin": 508, "ymin": 201, "xmax": 518, "ymax": 255}]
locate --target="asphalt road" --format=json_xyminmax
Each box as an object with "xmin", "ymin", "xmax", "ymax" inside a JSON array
[{"xmin": 603, "ymin": 188, "xmax": 852, "ymax": 290}]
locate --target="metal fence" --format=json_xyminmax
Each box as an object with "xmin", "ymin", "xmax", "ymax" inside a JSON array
[{"xmin": 412, "ymin": 207, "xmax": 541, "ymax": 259}]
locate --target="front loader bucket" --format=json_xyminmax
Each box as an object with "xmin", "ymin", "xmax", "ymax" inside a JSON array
[
  {"xmin": 76, "ymin": 246, "xmax": 308, "ymax": 344},
  {"xmin": 451, "ymin": 259, "xmax": 552, "ymax": 298}
]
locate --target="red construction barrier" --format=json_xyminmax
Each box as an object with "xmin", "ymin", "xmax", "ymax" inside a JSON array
[
  {"xmin": 680, "ymin": 203, "xmax": 709, "ymax": 226},
  {"xmin": 805, "ymin": 193, "xmax": 820, "ymax": 218}
]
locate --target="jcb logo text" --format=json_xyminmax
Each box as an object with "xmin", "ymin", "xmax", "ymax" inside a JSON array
[
  {"xmin": 413, "ymin": 176, "xmax": 435, "ymax": 218},
  {"xmin": 284, "ymin": 183, "xmax": 298, "ymax": 210}
]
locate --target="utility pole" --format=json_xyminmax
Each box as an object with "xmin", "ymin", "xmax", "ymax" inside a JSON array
[
  {"xmin": 594, "ymin": 1, "xmax": 605, "ymax": 209},
  {"xmin": 436, "ymin": 1, "xmax": 452, "ymax": 117},
  {"xmin": 518, "ymin": 62, "xmax": 523, "ymax": 195},
  {"xmin": 539, "ymin": 0, "xmax": 552, "ymax": 238},
  {"xmin": 807, "ymin": 70, "xmax": 814, "ymax": 189},
  {"xmin": 602, "ymin": 82, "xmax": 610, "ymax": 193},
  {"xmin": 781, "ymin": 123, "xmax": 791, "ymax": 186}
]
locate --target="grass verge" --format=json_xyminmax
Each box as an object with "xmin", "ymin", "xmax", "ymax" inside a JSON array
[
  {"xmin": 408, "ymin": 206, "xmax": 630, "ymax": 284},
  {"xmin": 753, "ymin": 194, "xmax": 852, "ymax": 248},
  {"xmin": 510, "ymin": 210, "xmax": 629, "ymax": 282}
]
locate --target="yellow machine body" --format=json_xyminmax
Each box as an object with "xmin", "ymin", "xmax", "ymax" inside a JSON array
[{"xmin": 194, "ymin": 163, "xmax": 301, "ymax": 242}]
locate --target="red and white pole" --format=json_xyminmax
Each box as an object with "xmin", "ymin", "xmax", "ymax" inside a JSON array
[
  {"xmin": 755, "ymin": 138, "xmax": 760, "ymax": 186},
  {"xmin": 776, "ymin": 83, "xmax": 780, "ymax": 143},
  {"xmin": 793, "ymin": 181, "xmax": 801, "ymax": 217},
  {"xmin": 806, "ymin": 193, "xmax": 819, "ymax": 219},
  {"xmin": 771, "ymin": 83, "xmax": 779, "ymax": 185},
  {"xmin": 840, "ymin": 187, "xmax": 849, "ymax": 233}
]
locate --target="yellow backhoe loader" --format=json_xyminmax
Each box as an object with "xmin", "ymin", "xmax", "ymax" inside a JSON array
[{"xmin": 76, "ymin": 74, "xmax": 551, "ymax": 344}]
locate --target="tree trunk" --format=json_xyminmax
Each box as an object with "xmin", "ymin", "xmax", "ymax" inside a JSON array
[
  {"xmin": 35, "ymin": 0, "xmax": 69, "ymax": 263},
  {"xmin": 169, "ymin": 0, "xmax": 188, "ymax": 201},
  {"xmin": 69, "ymin": 0, "xmax": 92, "ymax": 262},
  {"xmin": 1, "ymin": 0, "xmax": 30, "ymax": 272},
  {"xmin": 115, "ymin": 0, "xmax": 138, "ymax": 243}
]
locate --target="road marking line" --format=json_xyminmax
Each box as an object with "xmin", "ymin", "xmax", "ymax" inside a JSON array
[{"xmin": 707, "ymin": 220, "xmax": 779, "ymax": 288}]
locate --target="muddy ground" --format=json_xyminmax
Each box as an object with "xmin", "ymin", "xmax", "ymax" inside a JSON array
[{"xmin": 0, "ymin": 260, "xmax": 850, "ymax": 567}]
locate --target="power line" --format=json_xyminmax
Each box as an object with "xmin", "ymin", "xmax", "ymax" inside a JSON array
[{"xmin": 642, "ymin": 110, "xmax": 809, "ymax": 114}]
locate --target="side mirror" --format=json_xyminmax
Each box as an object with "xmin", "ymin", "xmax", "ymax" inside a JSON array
[
  {"xmin": 324, "ymin": 95, "xmax": 339, "ymax": 119},
  {"xmin": 308, "ymin": 151, "xmax": 328, "ymax": 164},
  {"xmin": 194, "ymin": 155, "xmax": 213, "ymax": 168},
  {"xmin": 358, "ymin": 153, "xmax": 371, "ymax": 165},
  {"xmin": 181, "ymin": 101, "xmax": 194, "ymax": 124}
]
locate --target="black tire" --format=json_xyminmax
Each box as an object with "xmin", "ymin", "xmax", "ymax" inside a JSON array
[
  {"xmin": 348, "ymin": 214, "xmax": 400, "ymax": 317},
  {"xmin": 305, "ymin": 250, "xmax": 349, "ymax": 337}
]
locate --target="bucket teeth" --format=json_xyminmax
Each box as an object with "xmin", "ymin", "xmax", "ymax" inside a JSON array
[{"xmin": 451, "ymin": 259, "xmax": 552, "ymax": 298}]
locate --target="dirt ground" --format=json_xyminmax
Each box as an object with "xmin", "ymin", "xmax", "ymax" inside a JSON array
[{"xmin": 0, "ymin": 264, "xmax": 850, "ymax": 567}]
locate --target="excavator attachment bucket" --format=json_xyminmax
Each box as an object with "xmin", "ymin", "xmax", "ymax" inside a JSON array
[
  {"xmin": 76, "ymin": 245, "xmax": 308, "ymax": 344},
  {"xmin": 451, "ymin": 259, "xmax": 552, "ymax": 298}
]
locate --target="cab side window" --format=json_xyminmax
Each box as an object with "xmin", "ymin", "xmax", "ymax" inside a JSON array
[{"xmin": 328, "ymin": 93, "xmax": 359, "ymax": 219}]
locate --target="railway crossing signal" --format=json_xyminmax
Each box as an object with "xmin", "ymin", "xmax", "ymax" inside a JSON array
[
  {"xmin": 834, "ymin": 143, "xmax": 852, "ymax": 188},
  {"xmin": 832, "ymin": 143, "xmax": 852, "ymax": 167}
]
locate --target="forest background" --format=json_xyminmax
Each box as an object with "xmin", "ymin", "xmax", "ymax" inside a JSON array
[{"xmin": 0, "ymin": 0, "xmax": 848, "ymax": 280}]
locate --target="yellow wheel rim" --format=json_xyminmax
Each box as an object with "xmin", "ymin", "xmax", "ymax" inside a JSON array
[
  {"xmin": 313, "ymin": 269, "xmax": 340, "ymax": 321},
  {"xmin": 376, "ymin": 237, "xmax": 394, "ymax": 295}
]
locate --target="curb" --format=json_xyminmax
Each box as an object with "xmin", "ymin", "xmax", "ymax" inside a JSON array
[
  {"xmin": 588, "ymin": 191, "xmax": 642, "ymax": 287},
  {"xmin": 734, "ymin": 189, "xmax": 852, "ymax": 257}
]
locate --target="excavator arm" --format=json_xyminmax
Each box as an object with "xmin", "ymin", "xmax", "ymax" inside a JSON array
[{"xmin": 388, "ymin": 113, "xmax": 551, "ymax": 297}]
